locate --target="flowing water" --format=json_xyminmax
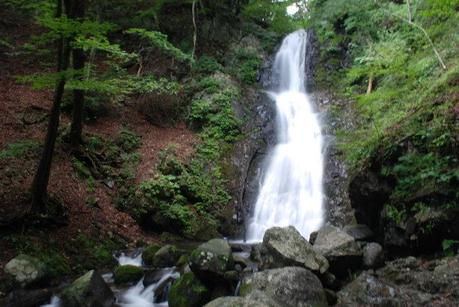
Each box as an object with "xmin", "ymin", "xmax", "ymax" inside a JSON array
[
  {"xmin": 41, "ymin": 252, "xmax": 179, "ymax": 307},
  {"xmin": 246, "ymin": 29, "xmax": 324, "ymax": 242}
]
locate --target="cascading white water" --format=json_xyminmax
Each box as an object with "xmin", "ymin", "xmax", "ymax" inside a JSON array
[{"xmin": 246, "ymin": 29, "xmax": 324, "ymax": 242}]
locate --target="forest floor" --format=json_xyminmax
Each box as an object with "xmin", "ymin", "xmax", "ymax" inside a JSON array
[{"xmin": 0, "ymin": 25, "xmax": 198, "ymax": 280}]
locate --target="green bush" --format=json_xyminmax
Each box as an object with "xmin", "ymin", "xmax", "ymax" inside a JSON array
[{"xmin": 193, "ymin": 56, "xmax": 223, "ymax": 74}]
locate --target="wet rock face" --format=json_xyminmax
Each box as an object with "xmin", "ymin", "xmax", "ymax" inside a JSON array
[
  {"xmin": 60, "ymin": 270, "xmax": 114, "ymax": 307},
  {"xmin": 337, "ymin": 255, "xmax": 459, "ymax": 306},
  {"xmin": 4, "ymin": 254, "xmax": 49, "ymax": 288},
  {"xmin": 240, "ymin": 266, "xmax": 328, "ymax": 307},
  {"xmin": 189, "ymin": 239, "xmax": 233, "ymax": 284},
  {"xmin": 348, "ymin": 168, "xmax": 392, "ymax": 231},
  {"xmin": 311, "ymin": 89, "xmax": 355, "ymax": 227},
  {"xmin": 260, "ymin": 226, "xmax": 329, "ymax": 274}
]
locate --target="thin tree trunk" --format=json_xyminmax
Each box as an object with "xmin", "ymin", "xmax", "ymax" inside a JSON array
[
  {"xmin": 375, "ymin": 0, "xmax": 446, "ymax": 70},
  {"xmin": 367, "ymin": 74, "xmax": 374, "ymax": 94},
  {"xmin": 191, "ymin": 0, "xmax": 197, "ymax": 64},
  {"xmin": 70, "ymin": 0, "xmax": 86, "ymax": 148},
  {"xmin": 31, "ymin": 0, "xmax": 71, "ymax": 211}
]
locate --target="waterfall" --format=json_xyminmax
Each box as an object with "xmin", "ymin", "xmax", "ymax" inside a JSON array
[{"xmin": 246, "ymin": 29, "xmax": 324, "ymax": 242}]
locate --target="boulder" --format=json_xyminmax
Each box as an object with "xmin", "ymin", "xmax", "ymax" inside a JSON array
[
  {"xmin": 168, "ymin": 272, "xmax": 210, "ymax": 307},
  {"xmin": 114, "ymin": 265, "xmax": 144, "ymax": 284},
  {"xmin": 313, "ymin": 225, "xmax": 362, "ymax": 276},
  {"xmin": 344, "ymin": 224, "xmax": 375, "ymax": 241},
  {"xmin": 189, "ymin": 239, "xmax": 233, "ymax": 284},
  {"xmin": 240, "ymin": 267, "xmax": 327, "ymax": 307},
  {"xmin": 337, "ymin": 255, "xmax": 459, "ymax": 306},
  {"xmin": 362, "ymin": 243, "xmax": 385, "ymax": 268},
  {"xmin": 60, "ymin": 270, "xmax": 115, "ymax": 307},
  {"xmin": 4, "ymin": 254, "xmax": 49, "ymax": 288},
  {"xmin": 152, "ymin": 245, "xmax": 181, "ymax": 268},
  {"xmin": 260, "ymin": 226, "xmax": 329, "ymax": 274},
  {"xmin": 2, "ymin": 288, "xmax": 52, "ymax": 307},
  {"xmin": 204, "ymin": 295, "xmax": 277, "ymax": 307},
  {"xmin": 142, "ymin": 244, "xmax": 162, "ymax": 266},
  {"xmin": 337, "ymin": 271, "xmax": 433, "ymax": 306}
]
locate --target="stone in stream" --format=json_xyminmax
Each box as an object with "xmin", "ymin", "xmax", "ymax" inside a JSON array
[
  {"xmin": 189, "ymin": 238, "xmax": 233, "ymax": 284},
  {"xmin": 113, "ymin": 265, "xmax": 144, "ymax": 284},
  {"xmin": 4, "ymin": 254, "xmax": 49, "ymax": 288},
  {"xmin": 259, "ymin": 226, "xmax": 329, "ymax": 274},
  {"xmin": 141, "ymin": 243, "xmax": 162, "ymax": 265},
  {"xmin": 60, "ymin": 270, "xmax": 115, "ymax": 307},
  {"xmin": 151, "ymin": 244, "xmax": 181, "ymax": 268},
  {"xmin": 312, "ymin": 225, "xmax": 362, "ymax": 276},
  {"xmin": 168, "ymin": 272, "xmax": 210, "ymax": 307},
  {"xmin": 240, "ymin": 267, "xmax": 328, "ymax": 307}
]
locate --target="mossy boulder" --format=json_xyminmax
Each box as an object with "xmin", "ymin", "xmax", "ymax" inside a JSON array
[
  {"xmin": 4, "ymin": 254, "xmax": 49, "ymax": 288},
  {"xmin": 169, "ymin": 272, "xmax": 210, "ymax": 307},
  {"xmin": 114, "ymin": 265, "xmax": 144, "ymax": 284},
  {"xmin": 189, "ymin": 239, "xmax": 233, "ymax": 284},
  {"xmin": 142, "ymin": 244, "xmax": 162, "ymax": 266},
  {"xmin": 152, "ymin": 245, "xmax": 181, "ymax": 268},
  {"xmin": 60, "ymin": 270, "xmax": 114, "ymax": 307}
]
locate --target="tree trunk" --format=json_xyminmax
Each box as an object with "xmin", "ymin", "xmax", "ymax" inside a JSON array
[
  {"xmin": 31, "ymin": 0, "xmax": 71, "ymax": 211},
  {"xmin": 367, "ymin": 74, "xmax": 374, "ymax": 94},
  {"xmin": 69, "ymin": 0, "xmax": 86, "ymax": 148}
]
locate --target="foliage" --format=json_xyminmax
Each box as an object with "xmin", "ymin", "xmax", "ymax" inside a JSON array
[
  {"xmin": 309, "ymin": 0, "xmax": 459, "ymax": 237},
  {"xmin": 442, "ymin": 239, "xmax": 459, "ymax": 256},
  {"xmin": 126, "ymin": 28, "xmax": 193, "ymax": 63},
  {"xmin": 243, "ymin": 0, "xmax": 306, "ymax": 34},
  {"xmin": 192, "ymin": 55, "xmax": 223, "ymax": 74},
  {"xmin": 0, "ymin": 140, "xmax": 40, "ymax": 160}
]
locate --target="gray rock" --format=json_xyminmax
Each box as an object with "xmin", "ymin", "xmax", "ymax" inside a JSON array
[
  {"xmin": 337, "ymin": 271, "xmax": 433, "ymax": 306},
  {"xmin": 363, "ymin": 243, "xmax": 385, "ymax": 268},
  {"xmin": 4, "ymin": 254, "xmax": 49, "ymax": 288},
  {"xmin": 189, "ymin": 239, "xmax": 233, "ymax": 284},
  {"xmin": 338, "ymin": 255, "xmax": 459, "ymax": 306},
  {"xmin": 313, "ymin": 225, "xmax": 362, "ymax": 276},
  {"xmin": 204, "ymin": 296, "xmax": 275, "ymax": 307},
  {"xmin": 260, "ymin": 226, "xmax": 329, "ymax": 274},
  {"xmin": 60, "ymin": 270, "xmax": 114, "ymax": 307},
  {"xmin": 344, "ymin": 224, "xmax": 375, "ymax": 241},
  {"xmin": 240, "ymin": 267, "xmax": 327, "ymax": 307}
]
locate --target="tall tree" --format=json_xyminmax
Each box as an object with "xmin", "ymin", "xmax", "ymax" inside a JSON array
[
  {"xmin": 31, "ymin": 0, "xmax": 72, "ymax": 211},
  {"xmin": 69, "ymin": 0, "xmax": 87, "ymax": 148}
]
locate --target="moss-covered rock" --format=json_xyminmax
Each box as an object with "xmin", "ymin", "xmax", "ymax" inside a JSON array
[
  {"xmin": 114, "ymin": 265, "xmax": 144, "ymax": 284},
  {"xmin": 189, "ymin": 239, "xmax": 233, "ymax": 285},
  {"xmin": 152, "ymin": 245, "xmax": 181, "ymax": 268},
  {"xmin": 60, "ymin": 270, "xmax": 114, "ymax": 307},
  {"xmin": 169, "ymin": 272, "xmax": 210, "ymax": 307},
  {"xmin": 142, "ymin": 244, "xmax": 162, "ymax": 266}
]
